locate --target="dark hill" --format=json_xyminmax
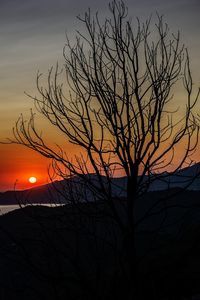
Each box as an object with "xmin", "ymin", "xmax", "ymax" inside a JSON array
[
  {"xmin": 1, "ymin": 193, "xmax": 200, "ymax": 300},
  {"xmin": 1, "ymin": 163, "xmax": 200, "ymax": 205}
]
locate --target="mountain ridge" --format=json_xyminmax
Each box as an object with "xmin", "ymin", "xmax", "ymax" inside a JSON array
[{"xmin": 1, "ymin": 163, "xmax": 200, "ymax": 205}]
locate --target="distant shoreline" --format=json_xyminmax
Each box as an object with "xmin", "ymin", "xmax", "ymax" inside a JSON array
[{"xmin": 0, "ymin": 203, "xmax": 63, "ymax": 215}]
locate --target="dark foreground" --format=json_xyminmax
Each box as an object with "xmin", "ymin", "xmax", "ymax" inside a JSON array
[{"xmin": 0, "ymin": 193, "xmax": 200, "ymax": 300}]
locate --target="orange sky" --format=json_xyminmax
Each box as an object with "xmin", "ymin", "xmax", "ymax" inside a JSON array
[
  {"xmin": 0, "ymin": 144, "xmax": 50, "ymax": 191},
  {"xmin": 0, "ymin": 0, "xmax": 200, "ymax": 191}
]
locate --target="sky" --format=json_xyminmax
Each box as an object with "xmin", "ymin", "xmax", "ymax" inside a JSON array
[{"xmin": 0, "ymin": 0, "xmax": 200, "ymax": 191}]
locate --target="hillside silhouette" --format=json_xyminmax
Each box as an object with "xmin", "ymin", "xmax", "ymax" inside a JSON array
[
  {"xmin": 1, "ymin": 168, "xmax": 200, "ymax": 299},
  {"xmin": 1, "ymin": 163, "xmax": 200, "ymax": 206}
]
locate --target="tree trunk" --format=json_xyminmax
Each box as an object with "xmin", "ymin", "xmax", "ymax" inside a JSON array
[{"xmin": 124, "ymin": 175, "xmax": 142, "ymax": 300}]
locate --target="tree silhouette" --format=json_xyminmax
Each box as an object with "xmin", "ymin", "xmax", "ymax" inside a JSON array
[{"xmin": 9, "ymin": 0, "xmax": 200, "ymax": 298}]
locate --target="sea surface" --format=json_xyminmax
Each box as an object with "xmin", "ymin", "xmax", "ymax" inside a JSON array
[
  {"xmin": 0, "ymin": 204, "xmax": 60, "ymax": 215},
  {"xmin": 0, "ymin": 205, "xmax": 21, "ymax": 215}
]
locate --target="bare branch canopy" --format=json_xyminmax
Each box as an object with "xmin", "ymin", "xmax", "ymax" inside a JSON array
[
  {"xmin": 5, "ymin": 1, "xmax": 200, "ymax": 298},
  {"xmin": 10, "ymin": 1, "xmax": 199, "ymax": 198}
]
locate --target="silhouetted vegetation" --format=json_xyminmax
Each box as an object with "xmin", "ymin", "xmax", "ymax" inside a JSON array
[
  {"xmin": 5, "ymin": 0, "xmax": 200, "ymax": 299},
  {"xmin": 1, "ymin": 189, "xmax": 200, "ymax": 299}
]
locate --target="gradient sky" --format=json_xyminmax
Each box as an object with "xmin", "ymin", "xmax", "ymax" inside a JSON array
[{"xmin": 0, "ymin": 0, "xmax": 200, "ymax": 191}]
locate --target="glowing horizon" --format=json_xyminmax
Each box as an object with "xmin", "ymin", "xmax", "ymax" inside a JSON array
[{"xmin": 0, "ymin": 0, "xmax": 200, "ymax": 191}]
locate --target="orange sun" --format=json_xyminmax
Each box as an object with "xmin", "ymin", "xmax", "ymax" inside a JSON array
[{"xmin": 28, "ymin": 176, "xmax": 37, "ymax": 184}]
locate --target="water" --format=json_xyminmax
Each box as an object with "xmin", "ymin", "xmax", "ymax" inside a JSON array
[
  {"xmin": 0, "ymin": 205, "xmax": 21, "ymax": 215},
  {"xmin": 0, "ymin": 204, "xmax": 62, "ymax": 215}
]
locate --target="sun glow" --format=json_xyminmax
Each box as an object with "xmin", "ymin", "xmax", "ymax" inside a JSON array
[{"xmin": 28, "ymin": 176, "xmax": 37, "ymax": 184}]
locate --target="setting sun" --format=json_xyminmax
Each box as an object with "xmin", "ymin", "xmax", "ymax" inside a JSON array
[{"xmin": 29, "ymin": 176, "xmax": 37, "ymax": 184}]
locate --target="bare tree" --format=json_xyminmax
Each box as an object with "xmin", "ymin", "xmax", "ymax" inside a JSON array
[{"xmin": 8, "ymin": 0, "xmax": 200, "ymax": 298}]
